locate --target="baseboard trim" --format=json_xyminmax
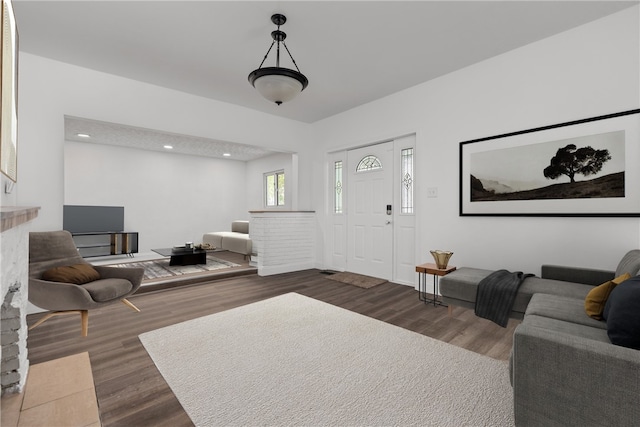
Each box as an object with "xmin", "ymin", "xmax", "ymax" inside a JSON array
[{"xmin": 257, "ymin": 262, "xmax": 316, "ymax": 276}]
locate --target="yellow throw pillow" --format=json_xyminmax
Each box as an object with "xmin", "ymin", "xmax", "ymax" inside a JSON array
[
  {"xmin": 42, "ymin": 264, "xmax": 101, "ymax": 285},
  {"xmin": 585, "ymin": 273, "xmax": 631, "ymax": 320}
]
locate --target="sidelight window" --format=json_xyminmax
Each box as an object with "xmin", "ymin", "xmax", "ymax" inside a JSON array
[
  {"xmin": 334, "ymin": 161, "xmax": 343, "ymax": 213},
  {"xmin": 401, "ymin": 148, "xmax": 414, "ymax": 213}
]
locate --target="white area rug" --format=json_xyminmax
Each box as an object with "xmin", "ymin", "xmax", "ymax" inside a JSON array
[{"xmin": 139, "ymin": 293, "xmax": 514, "ymax": 426}]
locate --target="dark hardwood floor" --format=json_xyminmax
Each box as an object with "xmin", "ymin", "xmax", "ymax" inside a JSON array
[{"xmin": 26, "ymin": 269, "xmax": 520, "ymax": 427}]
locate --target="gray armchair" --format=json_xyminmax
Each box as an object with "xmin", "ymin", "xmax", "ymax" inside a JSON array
[{"xmin": 28, "ymin": 230, "xmax": 144, "ymax": 336}]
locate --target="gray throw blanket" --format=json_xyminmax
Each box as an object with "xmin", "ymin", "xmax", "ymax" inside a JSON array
[{"xmin": 475, "ymin": 269, "xmax": 533, "ymax": 327}]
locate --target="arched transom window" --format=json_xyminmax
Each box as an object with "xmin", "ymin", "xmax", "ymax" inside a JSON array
[{"xmin": 356, "ymin": 155, "xmax": 382, "ymax": 172}]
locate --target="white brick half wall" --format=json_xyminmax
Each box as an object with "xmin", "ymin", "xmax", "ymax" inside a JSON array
[{"xmin": 249, "ymin": 211, "xmax": 316, "ymax": 276}]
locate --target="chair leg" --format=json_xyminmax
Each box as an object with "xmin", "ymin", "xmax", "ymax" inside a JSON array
[
  {"xmin": 28, "ymin": 312, "xmax": 59, "ymax": 331},
  {"xmin": 29, "ymin": 310, "xmax": 89, "ymax": 337},
  {"xmin": 80, "ymin": 310, "xmax": 89, "ymax": 337},
  {"xmin": 121, "ymin": 298, "xmax": 141, "ymax": 312},
  {"xmin": 448, "ymin": 305, "xmax": 453, "ymax": 317}
]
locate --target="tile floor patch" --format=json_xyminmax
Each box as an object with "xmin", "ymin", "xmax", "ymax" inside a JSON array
[
  {"xmin": 1, "ymin": 352, "xmax": 101, "ymax": 426},
  {"xmin": 22, "ymin": 353, "xmax": 95, "ymax": 410},
  {"xmin": 0, "ymin": 392, "xmax": 23, "ymax": 427},
  {"xmin": 18, "ymin": 388, "xmax": 100, "ymax": 427}
]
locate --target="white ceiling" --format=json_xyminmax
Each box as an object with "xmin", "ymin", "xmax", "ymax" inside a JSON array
[
  {"xmin": 13, "ymin": 1, "xmax": 638, "ymax": 158},
  {"xmin": 64, "ymin": 116, "xmax": 279, "ymax": 161}
]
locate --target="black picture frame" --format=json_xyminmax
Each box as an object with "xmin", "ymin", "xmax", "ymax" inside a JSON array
[{"xmin": 459, "ymin": 109, "xmax": 640, "ymax": 217}]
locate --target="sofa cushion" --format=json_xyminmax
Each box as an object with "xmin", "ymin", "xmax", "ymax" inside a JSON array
[
  {"xmin": 231, "ymin": 220, "xmax": 249, "ymax": 234},
  {"xmin": 42, "ymin": 263, "xmax": 101, "ymax": 285},
  {"xmin": 222, "ymin": 233, "xmax": 252, "ymax": 255},
  {"xmin": 516, "ymin": 277, "xmax": 592, "ymax": 310},
  {"xmin": 603, "ymin": 275, "xmax": 640, "ymax": 349},
  {"xmin": 526, "ymin": 294, "xmax": 606, "ymax": 330},
  {"xmin": 540, "ymin": 265, "xmax": 615, "ymax": 286},
  {"xmin": 584, "ymin": 273, "xmax": 631, "ymax": 320},
  {"xmin": 520, "ymin": 314, "xmax": 611, "ymax": 343},
  {"xmin": 202, "ymin": 231, "xmax": 252, "ymax": 255},
  {"xmin": 81, "ymin": 278, "xmax": 133, "ymax": 302},
  {"xmin": 202, "ymin": 232, "xmax": 224, "ymax": 248},
  {"xmin": 439, "ymin": 267, "xmax": 492, "ymax": 302}
]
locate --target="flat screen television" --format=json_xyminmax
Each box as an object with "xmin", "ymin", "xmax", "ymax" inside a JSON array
[{"xmin": 63, "ymin": 205, "xmax": 125, "ymax": 233}]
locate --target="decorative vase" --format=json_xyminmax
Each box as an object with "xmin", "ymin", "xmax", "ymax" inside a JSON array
[{"xmin": 430, "ymin": 250, "xmax": 453, "ymax": 269}]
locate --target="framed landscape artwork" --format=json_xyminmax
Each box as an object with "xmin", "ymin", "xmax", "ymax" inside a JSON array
[
  {"xmin": 1, "ymin": 0, "xmax": 18, "ymax": 182},
  {"xmin": 459, "ymin": 109, "xmax": 640, "ymax": 217}
]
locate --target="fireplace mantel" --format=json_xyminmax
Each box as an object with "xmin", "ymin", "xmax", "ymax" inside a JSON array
[{"xmin": 1, "ymin": 206, "xmax": 40, "ymax": 233}]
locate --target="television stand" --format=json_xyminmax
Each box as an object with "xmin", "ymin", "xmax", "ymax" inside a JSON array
[{"xmin": 71, "ymin": 232, "xmax": 139, "ymax": 258}]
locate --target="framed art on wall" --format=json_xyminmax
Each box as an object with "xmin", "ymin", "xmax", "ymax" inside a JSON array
[
  {"xmin": 459, "ymin": 109, "xmax": 640, "ymax": 217},
  {"xmin": 1, "ymin": 0, "xmax": 18, "ymax": 182}
]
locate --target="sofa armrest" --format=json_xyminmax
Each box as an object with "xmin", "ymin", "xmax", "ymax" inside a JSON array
[
  {"xmin": 541, "ymin": 265, "xmax": 614, "ymax": 286},
  {"xmin": 512, "ymin": 323, "xmax": 640, "ymax": 426}
]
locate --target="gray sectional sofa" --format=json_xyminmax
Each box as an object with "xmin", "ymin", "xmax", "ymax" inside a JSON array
[
  {"xmin": 439, "ymin": 250, "xmax": 640, "ymax": 426},
  {"xmin": 439, "ymin": 265, "xmax": 615, "ymax": 320}
]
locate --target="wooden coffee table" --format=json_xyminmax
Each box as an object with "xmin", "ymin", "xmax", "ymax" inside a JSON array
[{"xmin": 151, "ymin": 247, "xmax": 207, "ymax": 266}]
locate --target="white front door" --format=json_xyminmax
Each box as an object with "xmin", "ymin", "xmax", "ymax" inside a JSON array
[{"xmin": 346, "ymin": 142, "xmax": 394, "ymax": 279}]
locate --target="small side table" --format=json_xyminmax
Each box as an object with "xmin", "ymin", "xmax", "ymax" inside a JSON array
[{"xmin": 416, "ymin": 263, "xmax": 456, "ymax": 306}]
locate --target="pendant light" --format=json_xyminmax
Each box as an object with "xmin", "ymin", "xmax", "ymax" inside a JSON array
[{"xmin": 248, "ymin": 14, "xmax": 309, "ymax": 105}]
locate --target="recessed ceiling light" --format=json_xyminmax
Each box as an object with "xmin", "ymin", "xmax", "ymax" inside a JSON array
[
  {"xmin": 76, "ymin": 133, "xmax": 91, "ymax": 138},
  {"xmin": 223, "ymin": 153, "xmax": 231, "ymax": 157},
  {"xmin": 164, "ymin": 145, "xmax": 173, "ymax": 149}
]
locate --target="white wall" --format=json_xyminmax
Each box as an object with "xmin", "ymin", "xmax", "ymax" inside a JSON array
[
  {"xmin": 0, "ymin": 175, "xmax": 16, "ymax": 207},
  {"xmin": 64, "ymin": 140, "xmax": 247, "ymax": 251},
  {"xmin": 11, "ymin": 6, "xmax": 640, "ymax": 278},
  {"xmin": 312, "ymin": 6, "xmax": 640, "ymax": 275},
  {"xmin": 245, "ymin": 152, "xmax": 295, "ymax": 211},
  {"xmin": 15, "ymin": 53, "xmax": 313, "ymax": 233}
]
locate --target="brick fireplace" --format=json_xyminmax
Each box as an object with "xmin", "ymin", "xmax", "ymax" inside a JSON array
[{"xmin": 1, "ymin": 206, "xmax": 39, "ymax": 395}]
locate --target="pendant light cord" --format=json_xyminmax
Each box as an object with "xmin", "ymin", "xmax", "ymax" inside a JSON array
[
  {"xmin": 255, "ymin": 20, "xmax": 302, "ymax": 73},
  {"xmin": 257, "ymin": 41, "xmax": 276, "ymax": 69},
  {"xmin": 282, "ymin": 42, "xmax": 302, "ymax": 73}
]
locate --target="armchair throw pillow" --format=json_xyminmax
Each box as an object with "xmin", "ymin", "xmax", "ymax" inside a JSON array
[{"xmin": 42, "ymin": 263, "xmax": 101, "ymax": 285}]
